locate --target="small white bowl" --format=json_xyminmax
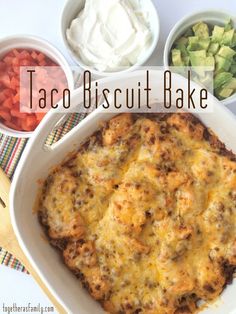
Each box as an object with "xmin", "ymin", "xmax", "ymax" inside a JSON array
[
  {"xmin": 163, "ymin": 10, "xmax": 236, "ymax": 107},
  {"xmin": 61, "ymin": 0, "xmax": 160, "ymax": 77},
  {"xmin": 0, "ymin": 35, "xmax": 74, "ymax": 138}
]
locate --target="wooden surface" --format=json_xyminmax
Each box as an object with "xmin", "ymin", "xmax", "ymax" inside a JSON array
[{"xmin": 0, "ymin": 167, "xmax": 66, "ymax": 314}]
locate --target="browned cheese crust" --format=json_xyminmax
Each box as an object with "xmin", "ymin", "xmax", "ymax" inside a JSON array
[{"xmin": 38, "ymin": 113, "xmax": 236, "ymax": 314}]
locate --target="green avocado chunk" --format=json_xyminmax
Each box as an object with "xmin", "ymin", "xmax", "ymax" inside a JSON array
[
  {"xmin": 215, "ymin": 55, "xmax": 232, "ymax": 72},
  {"xmin": 208, "ymin": 42, "xmax": 220, "ymax": 55},
  {"xmin": 187, "ymin": 37, "xmax": 210, "ymax": 51},
  {"xmin": 231, "ymin": 33, "xmax": 236, "ymax": 48},
  {"xmin": 175, "ymin": 38, "xmax": 189, "ymax": 58},
  {"xmin": 222, "ymin": 77, "xmax": 236, "ymax": 89},
  {"xmin": 214, "ymin": 72, "xmax": 233, "ymax": 89},
  {"xmin": 230, "ymin": 63, "xmax": 236, "ymax": 75},
  {"xmin": 218, "ymin": 46, "xmax": 236, "ymax": 59},
  {"xmin": 212, "ymin": 25, "xmax": 225, "ymax": 43},
  {"xmin": 171, "ymin": 49, "xmax": 184, "ymax": 66},
  {"xmin": 192, "ymin": 22, "xmax": 209, "ymax": 38},
  {"xmin": 176, "ymin": 36, "xmax": 188, "ymax": 46},
  {"xmin": 183, "ymin": 56, "xmax": 190, "ymax": 66},
  {"xmin": 205, "ymin": 56, "xmax": 215, "ymax": 68},
  {"xmin": 221, "ymin": 29, "xmax": 235, "ymax": 46},
  {"xmin": 189, "ymin": 50, "xmax": 206, "ymax": 65},
  {"xmin": 218, "ymin": 88, "xmax": 234, "ymax": 98},
  {"xmin": 224, "ymin": 19, "xmax": 233, "ymax": 31}
]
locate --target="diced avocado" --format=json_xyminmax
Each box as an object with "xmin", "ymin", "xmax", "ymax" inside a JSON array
[
  {"xmin": 205, "ymin": 56, "xmax": 215, "ymax": 68},
  {"xmin": 231, "ymin": 33, "xmax": 236, "ymax": 48},
  {"xmin": 176, "ymin": 44, "xmax": 188, "ymax": 58},
  {"xmin": 189, "ymin": 50, "xmax": 208, "ymax": 76},
  {"xmin": 171, "ymin": 49, "xmax": 184, "ymax": 66},
  {"xmin": 184, "ymin": 28, "xmax": 194, "ymax": 37},
  {"xmin": 208, "ymin": 42, "xmax": 219, "ymax": 55},
  {"xmin": 187, "ymin": 36, "xmax": 210, "ymax": 51},
  {"xmin": 176, "ymin": 36, "xmax": 188, "ymax": 46},
  {"xmin": 214, "ymin": 87, "xmax": 222, "ymax": 99},
  {"xmin": 221, "ymin": 29, "xmax": 235, "ymax": 46},
  {"xmin": 224, "ymin": 19, "xmax": 233, "ymax": 31},
  {"xmin": 222, "ymin": 77, "xmax": 236, "ymax": 89},
  {"xmin": 170, "ymin": 19, "xmax": 236, "ymax": 100},
  {"xmin": 192, "ymin": 22, "xmax": 209, "ymax": 38},
  {"xmin": 212, "ymin": 25, "xmax": 225, "ymax": 43},
  {"xmin": 230, "ymin": 63, "xmax": 236, "ymax": 75},
  {"xmin": 218, "ymin": 87, "xmax": 234, "ymax": 98},
  {"xmin": 198, "ymin": 38, "xmax": 210, "ymax": 50},
  {"xmin": 189, "ymin": 50, "xmax": 207, "ymax": 77},
  {"xmin": 187, "ymin": 36, "xmax": 199, "ymax": 51},
  {"xmin": 215, "ymin": 55, "xmax": 232, "ymax": 72},
  {"xmin": 214, "ymin": 72, "xmax": 233, "ymax": 89},
  {"xmin": 183, "ymin": 56, "xmax": 190, "ymax": 66},
  {"xmin": 218, "ymin": 45, "xmax": 236, "ymax": 59},
  {"xmin": 189, "ymin": 50, "xmax": 206, "ymax": 65}
]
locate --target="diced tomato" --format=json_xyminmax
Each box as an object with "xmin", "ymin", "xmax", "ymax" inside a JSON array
[
  {"xmin": 35, "ymin": 112, "xmax": 46, "ymax": 121},
  {"xmin": 0, "ymin": 109, "xmax": 11, "ymax": 121},
  {"xmin": 0, "ymin": 73, "xmax": 11, "ymax": 87},
  {"xmin": 0, "ymin": 61, "xmax": 6, "ymax": 71},
  {"xmin": 10, "ymin": 108, "xmax": 27, "ymax": 119},
  {"xmin": 3, "ymin": 88, "xmax": 12, "ymax": 98},
  {"xmin": 19, "ymin": 50, "xmax": 30, "ymax": 60},
  {"xmin": 13, "ymin": 93, "xmax": 20, "ymax": 104},
  {"xmin": 37, "ymin": 52, "xmax": 45, "ymax": 62},
  {"xmin": 0, "ymin": 48, "xmax": 65, "ymax": 132},
  {"xmin": 12, "ymin": 49, "xmax": 20, "ymax": 57},
  {"xmin": 21, "ymin": 115, "xmax": 37, "ymax": 131},
  {"xmin": 19, "ymin": 59, "xmax": 31, "ymax": 66},
  {"xmin": 39, "ymin": 60, "xmax": 47, "ymax": 66},
  {"xmin": 31, "ymin": 51, "xmax": 38, "ymax": 60},
  {"xmin": 4, "ymin": 120, "xmax": 22, "ymax": 131},
  {"xmin": 2, "ymin": 97, "xmax": 13, "ymax": 109},
  {"xmin": 10, "ymin": 76, "xmax": 19, "ymax": 89},
  {"xmin": 7, "ymin": 51, "xmax": 14, "ymax": 58},
  {"xmin": 12, "ymin": 57, "xmax": 20, "ymax": 67},
  {"xmin": 3, "ymin": 56, "xmax": 14, "ymax": 65},
  {"xmin": 0, "ymin": 91, "xmax": 6, "ymax": 102}
]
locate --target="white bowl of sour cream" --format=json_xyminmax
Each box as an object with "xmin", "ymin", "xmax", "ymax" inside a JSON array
[{"xmin": 61, "ymin": 0, "xmax": 160, "ymax": 76}]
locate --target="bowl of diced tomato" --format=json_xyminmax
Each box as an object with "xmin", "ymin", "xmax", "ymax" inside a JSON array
[{"xmin": 0, "ymin": 35, "xmax": 74, "ymax": 138}]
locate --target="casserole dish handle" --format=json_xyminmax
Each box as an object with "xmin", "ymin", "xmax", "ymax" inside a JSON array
[
  {"xmin": 31, "ymin": 86, "xmax": 87, "ymax": 152},
  {"xmin": 33, "ymin": 111, "xmax": 72, "ymax": 152}
]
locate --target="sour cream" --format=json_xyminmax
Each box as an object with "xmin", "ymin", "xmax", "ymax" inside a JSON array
[{"xmin": 66, "ymin": 0, "xmax": 152, "ymax": 72}]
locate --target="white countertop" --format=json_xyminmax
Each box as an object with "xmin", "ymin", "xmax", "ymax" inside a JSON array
[{"xmin": 0, "ymin": 0, "xmax": 235, "ymax": 313}]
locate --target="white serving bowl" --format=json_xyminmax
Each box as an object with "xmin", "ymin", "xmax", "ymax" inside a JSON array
[
  {"xmin": 163, "ymin": 10, "xmax": 236, "ymax": 107},
  {"xmin": 61, "ymin": 0, "xmax": 160, "ymax": 77},
  {"xmin": 0, "ymin": 35, "xmax": 74, "ymax": 138}
]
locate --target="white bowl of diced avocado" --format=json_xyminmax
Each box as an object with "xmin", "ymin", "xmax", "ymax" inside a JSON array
[{"xmin": 164, "ymin": 10, "xmax": 236, "ymax": 105}]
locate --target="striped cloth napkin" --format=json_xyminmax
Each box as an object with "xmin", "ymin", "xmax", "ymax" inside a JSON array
[{"xmin": 0, "ymin": 112, "xmax": 87, "ymax": 273}]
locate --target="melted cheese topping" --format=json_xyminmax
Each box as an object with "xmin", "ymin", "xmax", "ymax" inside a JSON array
[{"xmin": 39, "ymin": 113, "xmax": 236, "ymax": 314}]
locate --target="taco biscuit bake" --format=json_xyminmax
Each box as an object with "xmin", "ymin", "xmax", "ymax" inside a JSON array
[{"xmin": 38, "ymin": 113, "xmax": 236, "ymax": 314}]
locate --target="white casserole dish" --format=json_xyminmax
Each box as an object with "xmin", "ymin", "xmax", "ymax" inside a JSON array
[{"xmin": 10, "ymin": 71, "xmax": 236, "ymax": 314}]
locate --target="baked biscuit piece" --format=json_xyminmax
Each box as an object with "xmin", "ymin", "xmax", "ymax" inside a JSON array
[{"xmin": 39, "ymin": 167, "xmax": 85, "ymax": 239}]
